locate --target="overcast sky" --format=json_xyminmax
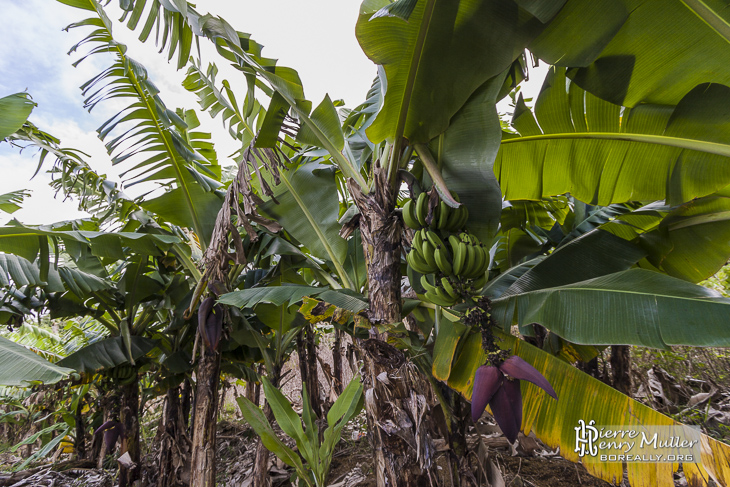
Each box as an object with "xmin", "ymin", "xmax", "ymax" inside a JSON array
[{"xmin": 0, "ymin": 0, "xmax": 546, "ymax": 226}]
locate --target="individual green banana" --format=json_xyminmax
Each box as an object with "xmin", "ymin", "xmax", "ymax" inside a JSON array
[
  {"xmin": 416, "ymin": 192, "xmax": 428, "ymax": 227},
  {"xmin": 407, "ymin": 251, "xmax": 433, "ymax": 274},
  {"xmin": 420, "ymin": 275, "xmax": 439, "ymax": 294},
  {"xmin": 422, "ymin": 240, "xmax": 438, "ymax": 270},
  {"xmin": 450, "ymin": 236, "xmax": 466, "ymax": 276},
  {"xmin": 434, "ymin": 246, "xmax": 453, "ymax": 275},
  {"xmin": 467, "ymin": 242, "xmax": 485, "ymax": 278},
  {"xmin": 451, "ymin": 206, "xmax": 468, "ymax": 231},
  {"xmin": 421, "ymin": 290, "xmax": 455, "ymax": 307},
  {"xmin": 119, "ymin": 373, "xmax": 137, "ymax": 386},
  {"xmin": 462, "ymin": 243, "xmax": 476, "ymax": 277},
  {"xmin": 441, "ymin": 277, "xmax": 459, "ymax": 301},
  {"xmin": 436, "ymin": 201, "xmax": 450, "ymax": 230},
  {"xmin": 402, "ymin": 199, "xmax": 421, "ymax": 229},
  {"xmin": 434, "ymin": 284, "xmax": 458, "ymax": 306},
  {"xmin": 425, "ymin": 229, "xmax": 446, "ymax": 250},
  {"xmin": 476, "ymin": 244, "xmax": 490, "ymax": 275},
  {"xmin": 413, "ymin": 228, "xmax": 425, "ymax": 251},
  {"xmin": 411, "ymin": 243, "xmax": 437, "ymax": 272},
  {"xmin": 445, "ymin": 206, "xmax": 462, "ymax": 231}
]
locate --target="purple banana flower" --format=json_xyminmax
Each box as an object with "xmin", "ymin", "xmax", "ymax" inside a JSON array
[
  {"xmin": 471, "ymin": 355, "xmax": 557, "ymax": 443},
  {"xmin": 198, "ymin": 296, "xmax": 223, "ymax": 350},
  {"xmin": 94, "ymin": 420, "xmax": 123, "ymax": 455}
]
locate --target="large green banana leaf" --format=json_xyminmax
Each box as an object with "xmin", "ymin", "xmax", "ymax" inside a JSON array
[
  {"xmin": 219, "ymin": 286, "xmax": 367, "ymax": 314},
  {"xmin": 57, "ymin": 335, "xmax": 157, "ymax": 373},
  {"xmin": 496, "ymin": 67, "xmax": 730, "ymax": 206},
  {"xmin": 530, "ymin": 0, "xmax": 730, "ymax": 107},
  {"xmin": 0, "ymin": 93, "xmax": 35, "ymax": 139},
  {"xmin": 492, "ymin": 268, "xmax": 730, "ymax": 348},
  {"xmin": 446, "ymin": 332, "xmax": 730, "ymax": 487},
  {"xmin": 498, "ymin": 229, "xmax": 646, "ymax": 296},
  {"xmin": 58, "ymin": 0, "xmax": 221, "ymax": 246},
  {"xmin": 429, "ymin": 74, "xmax": 504, "ymax": 241},
  {"xmin": 0, "ymin": 221, "xmax": 178, "ymax": 263},
  {"xmin": 259, "ymin": 163, "xmax": 348, "ymax": 269},
  {"xmin": 355, "ymin": 0, "xmax": 562, "ymax": 144},
  {"xmin": 0, "ymin": 336, "xmax": 73, "ymax": 386},
  {"xmin": 597, "ymin": 190, "xmax": 730, "ymax": 282}
]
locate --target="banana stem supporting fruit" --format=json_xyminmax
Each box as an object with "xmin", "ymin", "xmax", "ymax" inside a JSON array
[{"xmin": 414, "ymin": 144, "xmax": 460, "ymax": 208}]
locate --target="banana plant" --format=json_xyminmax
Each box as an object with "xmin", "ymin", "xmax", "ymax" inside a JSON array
[
  {"xmin": 237, "ymin": 375, "xmax": 364, "ymax": 487},
  {"xmin": 24, "ymin": 0, "xmax": 730, "ymax": 486}
]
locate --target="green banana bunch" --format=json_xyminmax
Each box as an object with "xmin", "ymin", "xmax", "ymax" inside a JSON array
[
  {"xmin": 105, "ymin": 364, "xmax": 137, "ymax": 385},
  {"xmin": 403, "ymin": 190, "xmax": 490, "ymax": 308},
  {"xmin": 456, "ymin": 232, "xmax": 489, "ymax": 280},
  {"xmin": 402, "ymin": 191, "xmax": 470, "ymax": 232}
]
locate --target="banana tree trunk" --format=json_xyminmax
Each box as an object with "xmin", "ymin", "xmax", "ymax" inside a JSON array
[
  {"xmin": 181, "ymin": 378, "xmax": 192, "ymax": 428},
  {"xmin": 119, "ymin": 378, "xmax": 140, "ymax": 487},
  {"xmin": 75, "ymin": 397, "xmax": 86, "ymax": 460},
  {"xmin": 348, "ymin": 168, "xmax": 440, "ymax": 487},
  {"xmin": 297, "ymin": 324, "xmax": 322, "ymax": 418},
  {"xmin": 610, "ymin": 345, "xmax": 632, "ymax": 395},
  {"xmin": 332, "ymin": 328, "xmax": 344, "ymax": 395},
  {"xmin": 158, "ymin": 385, "xmax": 192, "ymax": 487},
  {"xmin": 190, "ymin": 348, "xmax": 222, "ymax": 487},
  {"xmin": 348, "ymin": 169, "xmax": 402, "ymax": 325}
]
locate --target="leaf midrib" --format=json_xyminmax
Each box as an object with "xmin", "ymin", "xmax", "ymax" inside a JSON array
[
  {"xmin": 495, "ymin": 280, "xmax": 727, "ymax": 304},
  {"xmin": 500, "ymin": 131, "xmax": 730, "ymax": 158}
]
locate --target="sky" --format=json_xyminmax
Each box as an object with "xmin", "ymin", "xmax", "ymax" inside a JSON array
[{"xmin": 0, "ymin": 0, "xmax": 547, "ymax": 226}]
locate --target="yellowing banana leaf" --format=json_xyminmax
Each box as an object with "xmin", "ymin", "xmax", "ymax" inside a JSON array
[
  {"xmin": 431, "ymin": 318, "xmax": 466, "ymax": 381},
  {"xmin": 447, "ymin": 331, "xmax": 730, "ymax": 487}
]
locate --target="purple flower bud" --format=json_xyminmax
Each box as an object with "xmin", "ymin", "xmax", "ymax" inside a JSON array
[
  {"xmin": 499, "ymin": 355, "xmax": 557, "ymax": 400},
  {"xmin": 471, "ymin": 365, "xmax": 503, "ymax": 422},
  {"xmin": 489, "ymin": 379, "xmax": 522, "ymax": 443},
  {"xmin": 94, "ymin": 420, "xmax": 123, "ymax": 455}
]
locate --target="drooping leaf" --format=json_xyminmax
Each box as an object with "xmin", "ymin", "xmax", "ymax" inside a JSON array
[
  {"xmin": 58, "ymin": 0, "xmax": 221, "ymax": 246},
  {"xmin": 601, "ymin": 190, "xmax": 730, "ymax": 282},
  {"xmin": 449, "ymin": 332, "xmax": 730, "ymax": 487},
  {"xmin": 57, "ymin": 336, "xmax": 156, "ymax": 373},
  {"xmin": 493, "ymin": 268, "xmax": 730, "ymax": 349},
  {"xmin": 0, "ymin": 190, "xmax": 30, "ymax": 215},
  {"xmin": 259, "ymin": 163, "xmax": 348, "ymax": 265},
  {"xmin": 0, "ymin": 336, "xmax": 73, "ymax": 386},
  {"xmin": 432, "ymin": 74, "xmax": 505, "ymax": 241},
  {"xmin": 219, "ymin": 286, "xmax": 323, "ymax": 309},
  {"xmin": 499, "ymin": 229, "xmax": 646, "ymax": 298}
]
